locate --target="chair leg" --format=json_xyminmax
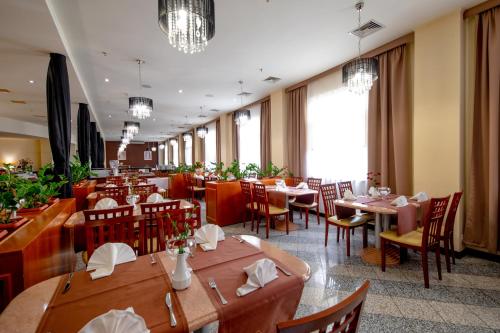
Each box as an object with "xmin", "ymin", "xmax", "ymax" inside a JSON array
[
  {"xmin": 381, "ymin": 238, "xmax": 386, "ymax": 272},
  {"xmin": 450, "ymin": 232, "xmax": 456, "ymax": 265},
  {"xmin": 342, "ymin": 228, "xmax": 345, "ymax": 239},
  {"xmin": 256, "ymin": 215, "xmax": 260, "ymax": 234},
  {"xmin": 444, "ymin": 236, "xmax": 451, "ymax": 273},
  {"xmin": 290, "ymin": 206, "xmax": 294, "ymax": 223},
  {"xmin": 305, "ymin": 208, "xmax": 309, "ymax": 229},
  {"xmin": 422, "ymin": 251, "xmax": 430, "ymax": 288},
  {"xmin": 352, "ymin": 229, "xmax": 355, "ymax": 235},
  {"xmin": 285, "ymin": 213, "xmax": 289, "ymax": 235},
  {"xmin": 336, "ymin": 226, "xmax": 340, "ymax": 243},
  {"xmin": 250, "ymin": 210, "xmax": 254, "ymax": 232},
  {"xmin": 266, "ymin": 216, "xmax": 270, "ymax": 239},
  {"xmin": 362, "ymin": 224, "xmax": 368, "ymax": 248},
  {"xmin": 346, "ymin": 227, "xmax": 351, "ymax": 257},
  {"xmin": 316, "ymin": 209, "xmax": 320, "ymax": 225},
  {"xmin": 300, "ymin": 209, "xmax": 302, "ymax": 219},
  {"xmin": 435, "ymin": 246, "xmax": 442, "ymax": 280},
  {"xmin": 325, "ymin": 223, "xmax": 329, "ymax": 247}
]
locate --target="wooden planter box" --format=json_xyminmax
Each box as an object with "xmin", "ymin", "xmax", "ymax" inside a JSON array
[
  {"xmin": 206, "ymin": 181, "xmax": 246, "ymax": 227},
  {"xmin": 72, "ymin": 180, "xmax": 97, "ymax": 211},
  {"xmin": 17, "ymin": 204, "xmax": 49, "ymax": 215},
  {"xmin": 0, "ymin": 217, "xmax": 29, "ymax": 231},
  {"xmin": 0, "ymin": 230, "xmax": 7, "ymax": 240},
  {"xmin": 168, "ymin": 173, "xmax": 188, "ymax": 199}
]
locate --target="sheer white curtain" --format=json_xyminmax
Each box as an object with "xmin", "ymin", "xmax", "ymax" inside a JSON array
[
  {"xmin": 172, "ymin": 142, "xmax": 179, "ymax": 167},
  {"xmin": 238, "ymin": 105, "xmax": 261, "ymax": 168},
  {"xmin": 184, "ymin": 136, "xmax": 192, "ymax": 165},
  {"xmin": 204, "ymin": 122, "xmax": 217, "ymax": 167},
  {"xmin": 164, "ymin": 141, "xmax": 169, "ymax": 165},
  {"xmin": 306, "ymin": 70, "xmax": 368, "ymax": 194}
]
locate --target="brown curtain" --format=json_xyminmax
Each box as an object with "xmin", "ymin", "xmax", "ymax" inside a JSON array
[
  {"xmin": 168, "ymin": 142, "xmax": 173, "ymax": 164},
  {"xmin": 286, "ymin": 86, "xmax": 307, "ymax": 177},
  {"xmin": 368, "ymin": 45, "xmax": 412, "ymax": 195},
  {"xmin": 232, "ymin": 112, "xmax": 239, "ymax": 161},
  {"xmin": 464, "ymin": 7, "xmax": 500, "ymax": 253},
  {"xmin": 260, "ymin": 99, "xmax": 271, "ymax": 168},
  {"xmin": 191, "ymin": 129, "xmax": 196, "ymax": 164},
  {"xmin": 216, "ymin": 119, "xmax": 222, "ymax": 164},
  {"xmin": 178, "ymin": 134, "xmax": 185, "ymax": 165}
]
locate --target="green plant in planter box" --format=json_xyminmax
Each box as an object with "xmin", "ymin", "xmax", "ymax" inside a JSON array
[
  {"xmin": 0, "ymin": 164, "xmax": 20, "ymax": 223},
  {"xmin": 210, "ymin": 162, "xmax": 229, "ymax": 181},
  {"xmin": 176, "ymin": 163, "xmax": 190, "ymax": 174},
  {"xmin": 243, "ymin": 163, "xmax": 262, "ymax": 178},
  {"xmin": 263, "ymin": 162, "xmax": 286, "ymax": 177},
  {"xmin": 226, "ymin": 160, "xmax": 244, "ymax": 180},
  {"xmin": 70, "ymin": 155, "xmax": 97, "ymax": 185},
  {"xmin": 16, "ymin": 164, "xmax": 67, "ymax": 209}
]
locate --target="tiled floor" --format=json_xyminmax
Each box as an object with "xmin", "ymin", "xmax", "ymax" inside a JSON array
[{"xmin": 219, "ymin": 209, "xmax": 500, "ymax": 333}]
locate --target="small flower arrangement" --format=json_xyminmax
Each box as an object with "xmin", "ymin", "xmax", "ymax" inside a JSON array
[{"xmin": 367, "ymin": 171, "xmax": 381, "ymax": 188}]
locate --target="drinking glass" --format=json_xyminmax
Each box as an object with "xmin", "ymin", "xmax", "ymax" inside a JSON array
[
  {"xmin": 186, "ymin": 236, "xmax": 196, "ymax": 257},
  {"xmin": 378, "ymin": 187, "xmax": 391, "ymax": 199}
]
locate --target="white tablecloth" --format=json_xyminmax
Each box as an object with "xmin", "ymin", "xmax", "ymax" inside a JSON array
[{"xmin": 147, "ymin": 177, "xmax": 169, "ymax": 190}]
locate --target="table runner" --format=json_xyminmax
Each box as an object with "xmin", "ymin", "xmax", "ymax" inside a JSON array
[
  {"xmin": 195, "ymin": 251, "xmax": 304, "ymax": 333},
  {"xmin": 365, "ymin": 198, "xmax": 418, "ymax": 235},
  {"xmin": 35, "ymin": 255, "xmax": 188, "ymax": 333},
  {"xmin": 188, "ymin": 237, "xmax": 262, "ymax": 271}
]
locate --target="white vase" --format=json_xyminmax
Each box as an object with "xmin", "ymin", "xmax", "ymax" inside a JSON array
[{"xmin": 172, "ymin": 252, "xmax": 191, "ymax": 290}]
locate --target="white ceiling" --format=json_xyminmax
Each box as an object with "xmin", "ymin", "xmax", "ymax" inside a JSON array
[
  {"xmin": 0, "ymin": 0, "xmax": 99, "ymax": 137},
  {"xmin": 2, "ymin": 0, "xmax": 484, "ymax": 141}
]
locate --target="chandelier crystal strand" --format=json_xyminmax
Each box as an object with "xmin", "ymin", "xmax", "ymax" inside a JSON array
[
  {"xmin": 124, "ymin": 121, "xmax": 140, "ymax": 136},
  {"xmin": 129, "ymin": 60, "xmax": 153, "ymax": 119},
  {"xmin": 158, "ymin": 0, "xmax": 215, "ymax": 54},
  {"xmin": 196, "ymin": 126, "xmax": 208, "ymax": 138},
  {"xmin": 234, "ymin": 80, "xmax": 251, "ymax": 126}
]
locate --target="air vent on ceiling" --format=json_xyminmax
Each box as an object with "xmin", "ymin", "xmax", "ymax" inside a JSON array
[
  {"xmin": 349, "ymin": 20, "xmax": 384, "ymax": 38},
  {"xmin": 237, "ymin": 91, "xmax": 252, "ymax": 97},
  {"xmin": 0, "ymin": 88, "xmax": 11, "ymax": 93},
  {"xmin": 177, "ymin": 126, "xmax": 185, "ymax": 129},
  {"xmin": 263, "ymin": 76, "xmax": 281, "ymax": 84},
  {"xmin": 209, "ymin": 109, "xmax": 220, "ymax": 112},
  {"xmin": 141, "ymin": 84, "xmax": 152, "ymax": 89},
  {"xmin": 198, "ymin": 114, "xmax": 208, "ymax": 118},
  {"xmin": 205, "ymin": 94, "xmax": 214, "ymax": 98},
  {"xmin": 10, "ymin": 100, "xmax": 27, "ymax": 104}
]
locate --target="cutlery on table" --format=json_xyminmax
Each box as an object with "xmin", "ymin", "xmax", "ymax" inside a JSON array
[
  {"xmin": 208, "ymin": 278, "xmax": 228, "ymax": 305},
  {"xmin": 165, "ymin": 292, "xmax": 177, "ymax": 327},
  {"xmin": 275, "ymin": 265, "xmax": 292, "ymax": 276},
  {"xmin": 62, "ymin": 272, "xmax": 73, "ymax": 294},
  {"xmin": 231, "ymin": 235, "xmax": 244, "ymax": 243},
  {"xmin": 150, "ymin": 254, "xmax": 157, "ymax": 265}
]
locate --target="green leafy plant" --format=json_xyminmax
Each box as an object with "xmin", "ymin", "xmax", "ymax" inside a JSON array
[
  {"xmin": 167, "ymin": 207, "xmax": 196, "ymax": 254},
  {"xmin": 209, "ymin": 162, "xmax": 229, "ymax": 181},
  {"xmin": 17, "ymin": 158, "xmax": 33, "ymax": 173},
  {"xmin": 175, "ymin": 163, "xmax": 190, "ymax": 173},
  {"xmin": 243, "ymin": 163, "xmax": 263, "ymax": 178},
  {"xmin": 193, "ymin": 161, "xmax": 204, "ymax": 170},
  {"xmin": 226, "ymin": 160, "xmax": 244, "ymax": 180},
  {"xmin": 0, "ymin": 164, "xmax": 20, "ymax": 224},
  {"xmin": 70, "ymin": 155, "xmax": 97, "ymax": 185},
  {"xmin": 263, "ymin": 162, "xmax": 286, "ymax": 177}
]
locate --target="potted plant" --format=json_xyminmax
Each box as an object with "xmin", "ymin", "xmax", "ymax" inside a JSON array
[
  {"xmin": 243, "ymin": 163, "xmax": 262, "ymax": 179},
  {"xmin": 167, "ymin": 212, "xmax": 194, "ymax": 290},
  {"xmin": 71, "ymin": 155, "xmax": 96, "ymax": 186},
  {"xmin": 225, "ymin": 160, "xmax": 243, "ymax": 180},
  {"xmin": 193, "ymin": 161, "xmax": 204, "ymax": 175},
  {"xmin": 16, "ymin": 158, "xmax": 33, "ymax": 173},
  {"xmin": 0, "ymin": 164, "xmax": 28, "ymax": 230}
]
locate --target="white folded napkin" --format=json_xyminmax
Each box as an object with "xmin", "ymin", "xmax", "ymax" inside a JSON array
[
  {"xmin": 146, "ymin": 193, "xmax": 164, "ymax": 203},
  {"xmin": 78, "ymin": 307, "xmax": 149, "ymax": 333},
  {"xmin": 194, "ymin": 224, "xmax": 225, "ymax": 251},
  {"xmin": 391, "ymin": 195, "xmax": 408, "ymax": 207},
  {"xmin": 87, "ymin": 243, "xmax": 137, "ymax": 280},
  {"xmin": 410, "ymin": 192, "xmax": 429, "ymax": 202},
  {"xmin": 368, "ymin": 186, "xmax": 380, "ymax": 197},
  {"xmin": 296, "ymin": 182, "xmax": 309, "ymax": 189},
  {"xmin": 106, "ymin": 184, "xmax": 117, "ymax": 188},
  {"xmin": 236, "ymin": 258, "xmax": 279, "ymax": 296},
  {"xmin": 343, "ymin": 189, "xmax": 357, "ymax": 201},
  {"xmin": 94, "ymin": 198, "xmax": 118, "ymax": 210}
]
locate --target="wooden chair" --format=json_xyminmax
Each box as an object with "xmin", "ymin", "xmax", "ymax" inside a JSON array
[
  {"xmin": 132, "ymin": 184, "xmax": 157, "ymax": 203},
  {"xmin": 321, "ymin": 184, "xmax": 368, "ymax": 256},
  {"xmin": 380, "ymin": 196, "xmax": 450, "ymax": 288},
  {"xmin": 189, "ymin": 199, "xmax": 202, "ymax": 230},
  {"xmin": 99, "ymin": 186, "xmax": 129, "ymax": 205},
  {"xmin": 253, "ymin": 183, "xmax": 289, "ymax": 238},
  {"xmin": 337, "ymin": 181, "xmax": 374, "ymax": 236},
  {"xmin": 240, "ymin": 181, "xmax": 257, "ymax": 230},
  {"xmin": 140, "ymin": 200, "xmax": 181, "ymax": 254},
  {"xmin": 441, "ymin": 192, "xmax": 462, "ymax": 273},
  {"xmin": 291, "ymin": 176, "xmax": 304, "ymax": 186},
  {"xmin": 84, "ymin": 213, "xmax": 138, "ymax": 258},
  {"xmin": 155, "ymin": 208, "xmax": 194, "ymax": 239},
  {"xmin": 184, "ymin": 173, "xmax": 205, "ymax": 202},
  {"xmin": 277, "ymin": 281, "xmax": 370, "ymax": 333},
  {"xmin": 106, "ymin": 176, "xmax": 124, "ymax": 186},
  {"xmin": 289, "ymin": 177, "xmax": 322, "ymax": 228}
]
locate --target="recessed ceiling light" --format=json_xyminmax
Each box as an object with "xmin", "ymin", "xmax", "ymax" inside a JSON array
[
  {"xmin": 178, "ymin": 89, "xmax": 183, "ymax": 93},
  {"xmin": 28, "ymin": 80, "xmax": 35, "ymax": 84},
  {"xmin": 153, "ymin": 118, "xmax": 156, "ymax": 121},
  {"xmin": 104, "ymin": 78, "xmax": 110, "ymax": 82},
  {"xmin": 108, "ymin": 114, "xmax": 112, "ymax": 118}
]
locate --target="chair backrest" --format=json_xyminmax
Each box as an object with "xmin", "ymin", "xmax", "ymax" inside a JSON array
[
  {"xmin": 84, "ymin": 205, "xmax": 134, "ymax": 221},
  {"xmin": 443, "ymin": 192, "xmax": 462, "ymax": 237},
  {"xmin": 337, "ymin": 181, "xmax": 353, "ymax": 198},
  {"xmin": 422, "ymin": 196, "xmax": 450, "ymax": 249},
  {"xmin": 155, "ymin": 208, "xmax": 190, "ymax": 240},
  {"xmin": 320, "ymin": 184, "xmax": 338, "ymax": 219},
  {"xmin": 106, "ymin": 176, "xmax": 124, "ymax": 185},
  {"xmin": 189, "ymin": 200, "xmax": 202, "ymax": 230},
  {"xmin": 140, "ymin": 200, "xmax": 181, "ymax": 217},
  {"xmin": 277, "ymin": 281, "xmax": 370, "ymax": 333},
  {"xmin": 240, "ymin": 181, "xmax": 253, "ymax": 204},
  {"xmin": 253, "ymin": 183, "xmax": 269, "ymax": 216},
  {"xmin": 84, "ymin": 214, "xmax": 138, "ymax": 258},
  {"xmin": 291, "ymin": 177, "xmax": 304, "ymax": 186},
  {"xmin": 307, "ymin": 177, "xmax": 322, "ymax": 202},
  {"xmin": 99, "ymin": 186, "xmax": 129, "ymax": 205},
  {"xmin": 133, "ymin": 184, "xmax": 157, "ymax": 202}
]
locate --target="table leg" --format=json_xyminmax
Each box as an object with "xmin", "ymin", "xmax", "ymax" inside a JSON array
[
  {"xmin": 374, "ymin": 213, "xmax": 382, "ymax": 249},
  {"xmin": 274, "ymin": 193, "xmax": 303, "ymax": 231},
  {"xmin": 382, "ymin": 215, "xmax": 390, "ymax": 233}
]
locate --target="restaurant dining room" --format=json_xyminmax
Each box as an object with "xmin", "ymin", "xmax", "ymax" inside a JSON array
[{"xmin": 0, "ymin": 0, "xmax": 499, "ymax": 332}]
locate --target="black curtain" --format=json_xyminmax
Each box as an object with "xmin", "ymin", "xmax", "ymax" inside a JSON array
[
  {"xmin": 99, "ymin": 138, "xmax": 105, "ymax": 168},
  {"xmin": 46, "ymin": 53, "xmax": 72, "ymax": 198},
  {"xmin": 77, "ymin": 103, "xmax": 91, "ymax": 164},
  {"xmin": 96, "ymin": 132, "xmax": 103, "ymax": 167},
  {"xmin": 90, "ymin": 122, "xmax": 98, "ymax": 167}
]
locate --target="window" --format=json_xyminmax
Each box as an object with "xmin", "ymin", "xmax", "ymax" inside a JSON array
[
  {"xmin": 204, "ymin": 122, "xmax": 217, "ymax": 167},
  {"xmin": 184, "ymin": 135, "xmax": 193, "ymax": 165},
  {"xmin": 164, "ymin": 141, "xmax": 168, "ymax": 165},
  {"xmin": 238, "ymin": 105, "xmax": 261, "ymax": 168},
  {"xmin": 172, "ymin": 142, "xmax": 179, "ymax": 167},
  {"xmin": 306, "ymin": 70, "xmax": 368, "ymax": 193}
]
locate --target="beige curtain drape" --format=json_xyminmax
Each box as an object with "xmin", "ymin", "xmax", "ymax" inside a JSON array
[
  {"xmin": 464, "ymin": 7, "xmax": 500, "ymax": 253},
  {"xmin": 178, "ymin": 134, "xmax": 185, "ymax": 165},
  {"xmin": 168, "ymin": 142, "xmax": 173, "ymax": 164},
  {"xmin": 232, "ymin": 112, "xmax": 239, "ymax": 161},
  {"xmin": 368, "ymin": 45, "xmax": 412, "ymax": 195},
  {"xmin": 191, "ymin": 129, "xmax": 195, "ymax": 165},
  {"xmin": 216, "ymin": 119, "xmax": 221, "ymax": 164},
  {"xmin": 200, "ymin": 138, "xmax": 205, "ymax": 164},
  {"xmin": 260, "ymin": 99, "xmax": 271, "ymax": 168},
  {"xmin": 286, "ymin": 86, "xmax": 307, "ymax": 177}
]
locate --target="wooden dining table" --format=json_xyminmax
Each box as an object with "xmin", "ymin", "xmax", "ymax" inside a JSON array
[{"xmin": 0, "ymin": 235, "xmax": 311, "ymax": 333}]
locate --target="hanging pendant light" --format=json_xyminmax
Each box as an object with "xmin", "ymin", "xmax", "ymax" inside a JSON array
[
  {"xmin": 159, "ymin": 143, "xmax": 165, "ymax": 150},
  {"xmin": 234, "ymin": 80, "xmax": 251, "ymax": 126},
  {"xmin": 183, "ymin": 132, "xmax": 193, "ymax": 141},
  {"xmin": 158, "ymin": 0, "xmax": 216, "ymax": 54},
  {"xmin": 124, "ymin": 121, "xmax": 140, "ymax": 135},
  {"xmin": 196, "ymin": 126, "xmax": 208, "ymax": 139},
  {"xmin": 169, "ymin": 138, "xmax": 178, "ymax": 146},
  {"xmin": 122, "ymin": 129, "xmax": 133, "ymax": 140},
  {"xmin": 129, "ymin": 60, "xmax": 153, "ymax": 119},
  {"xmin": 342, "ymin": 1, "xmax": 378, "ymax": 95},
  {"xmin": 121, "ymin": 136, "xmax": 130, "ymax": 145}
]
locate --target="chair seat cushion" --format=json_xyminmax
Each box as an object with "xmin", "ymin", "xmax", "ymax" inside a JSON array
[
  {"xmin": 268, "ymin": 205, "xmax": 289, "ymax": 215},
  {"xmin": 327, "ymin": 215, "xmax": 366, "ymax": 227},
  {"xmin": 246, "ymin": 202, "xmax": 258, "ymax": 210},
  {"xmin": 289, "ymin": 201, "xmax": 318, "ymax": 209},
  {"xmin": 380, "ymin": 230, "xmax": 422, "ymax": 247}
]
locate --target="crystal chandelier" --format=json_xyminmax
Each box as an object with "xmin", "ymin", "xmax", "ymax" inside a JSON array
[
  {"xmin": 196, "ymin": 126, "xmax": 208, "ymax": 139},
  {"xmin": 121, "ymin": 136, "xmax": 130, "ymax": 145},
  {"xmin": 122, "ymin": 129, "xmax": 133, "ymax": 140},
  {"xmin": 169, "ymin": 138, "xmax": 178, "ymax": 146},
  {"xmin": 124, "ymin": 121, "xmax": 140, "ymax": 136},
  {"xmin": 234, "ymin": 80, "xmax": 251, "ymax": 126},
  {"xmin": 129, "ymin": 60, "xmax": 153, "ymax": 119},
  {"xmin": 342, "ymin": 1, "xmax": 378, "ymax": 95},
  {"xmin": 158, "ymin": 0, "xmax": 216, "ymax": 54},
  {"xmin": 183, "ymin": 132, "xmax": 193, "ymax": 141}
]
